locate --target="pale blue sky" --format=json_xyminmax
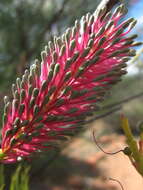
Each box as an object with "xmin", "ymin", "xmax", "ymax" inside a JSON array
[
  {"xmin": 128, "ymin": 0, "xmax": 143, "ymax": 18},
  {"xmin": 125, "ymin": 0, "xmax": 143, "ymax": 74},
  {"xmin": 128, "ymin": 0, "xmax": 143, "ymax": 40}
]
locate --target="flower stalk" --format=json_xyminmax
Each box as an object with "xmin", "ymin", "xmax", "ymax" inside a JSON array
[{"xmin": 121, "ymin": 115, "xmax": 143, "ymax": 176}]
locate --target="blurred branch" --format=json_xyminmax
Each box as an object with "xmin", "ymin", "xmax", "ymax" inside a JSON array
[
  {"xmin": 83, "ymin": 91, "xmax": 143, "ymax": 124},
  {"xmin": 27, "ymin": 0, "xmax": 68, "ymax": 58},
  {"xmin": 84, "ymin": 106, "xmax": 121, "ymax": 124},
  {"xmin": 103, "ymin": 91, "xmax": 143, "ymax": 110}
]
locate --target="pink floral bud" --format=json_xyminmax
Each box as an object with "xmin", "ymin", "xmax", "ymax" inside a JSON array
[{"xmin": 0, "ymin": 3, "xmax": 141, "ymax": 163}]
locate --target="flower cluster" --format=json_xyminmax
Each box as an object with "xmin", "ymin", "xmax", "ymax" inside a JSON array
[{"xmin": 0, "ymin": 2, "xmax": 140, "ymax": 163}]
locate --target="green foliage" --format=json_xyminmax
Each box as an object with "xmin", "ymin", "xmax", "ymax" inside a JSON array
[
  {"xmin": 9, "ymin": 166, "xmax": 21, "ymax": 190},
  {"xmin": 10, "ymin": 165, "xmax": 30, "ymax": 190},
  {"xmin": 19, "ymin": 166, "xmax": 30, "ymax": 190},
  {"xmin": 0, "ymin": 164, "xmax": 30, "ymax": 190},
  {"xmin": 0, "ymin": 184, "xmax": 4, "ymax": 190},
  {"xmin": 0, "ymin": 165, "xmax": 5, "ymax": 190}
]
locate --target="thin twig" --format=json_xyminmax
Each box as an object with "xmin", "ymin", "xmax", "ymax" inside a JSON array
[
  {"xmin": 92, "ymin": 131, "xmax": 124, "ymax": 155},
  {"xmin": 109, "ymin": 177, "xmax": 124, "ymax": 190}
]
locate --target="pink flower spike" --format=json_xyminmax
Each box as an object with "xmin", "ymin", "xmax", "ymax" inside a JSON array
[{"xmin": 0, "ymin": 2, "xmax": 141, "ymax": 163}]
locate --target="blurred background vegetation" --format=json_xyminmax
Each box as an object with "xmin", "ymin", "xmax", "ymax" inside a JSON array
[{"xmin": 0, "ymin": 0, "xmax": 143, "ymax": 190}]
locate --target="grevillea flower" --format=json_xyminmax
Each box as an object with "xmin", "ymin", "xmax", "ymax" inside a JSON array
[{"xmin": 0, "ymin": 2, "xmax": 141, "ymax": 163}]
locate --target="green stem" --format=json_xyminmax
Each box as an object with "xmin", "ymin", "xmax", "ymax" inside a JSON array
[
  {"xmin": 121, "ymin": 116, "xmax": 143, "ymax": 176},
  {"xmin": 121, "ymin": 116, "xmax": 140, "ymax": 160}
]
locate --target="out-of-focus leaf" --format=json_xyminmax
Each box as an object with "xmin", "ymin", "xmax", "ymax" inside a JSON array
[
  {"xmin": 0, "ymin": 184, "xmax": 5, "ymax": 190},
  {"xmin": 9, "ymin": 165, "xmax": 30, "ymax": 190},
  {"xmin": 19, "ymin": 166, "xmax": 30, "ymax": 190},
  {"xmin": 0, "ymin": 165, "xmax": 4, "ymax": 189},
  {"xmin": 10, "ymin": 165, "xmax": 22, "ymax": 190}
]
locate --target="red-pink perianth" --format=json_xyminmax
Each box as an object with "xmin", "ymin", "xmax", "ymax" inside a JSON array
[{"xmin": 0, "ymin": 3, "xmax": 141, "ymax": 163}]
